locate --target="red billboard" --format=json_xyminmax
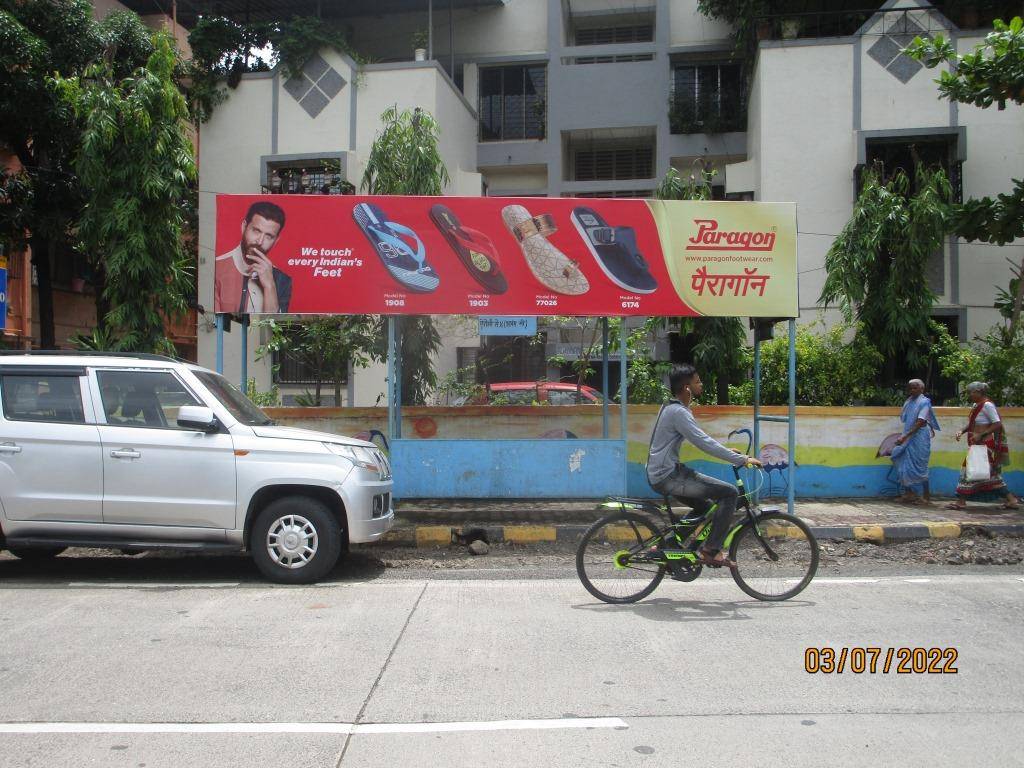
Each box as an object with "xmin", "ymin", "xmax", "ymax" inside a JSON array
[{"xmin": 213, "ymin": 194, "xmax": 798, "ymax": 318}]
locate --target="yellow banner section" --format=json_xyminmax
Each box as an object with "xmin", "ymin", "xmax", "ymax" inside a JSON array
[{"xmin": 647, "ymin": 200, "xmax": 798, "ymax": 318}]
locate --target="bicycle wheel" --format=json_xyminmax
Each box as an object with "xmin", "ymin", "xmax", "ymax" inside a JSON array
[
  {"xmin": 576, "ymin": 511, "xmax": 666, "ymax": 604},
  {"xmin": 728, "ymin": 512, "xmax": 818, "ymax": 601}
]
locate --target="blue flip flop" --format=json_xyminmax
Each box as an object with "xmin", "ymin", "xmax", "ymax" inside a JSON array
[{"xmin": 353, "ymin": 203, "xmax": 440, "ymax": 293}]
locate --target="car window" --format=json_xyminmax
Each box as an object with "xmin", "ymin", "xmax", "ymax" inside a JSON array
[
  {"xmin": 493, "ymin": 388, "xmax": 536, "ymax": 405},
  {"xmin": 97, "ymin": 370, "xmax": 201, "ymax": 429},
  {"xmin": 547, "ymin": 389, "xmax": 580, "ymax": 406},
  {"xmin": 193, "ymin": 370, "xmax": 273, "ymax": 426},
  {"xmin": 0, "ymin": 374, "xmax": 86, "ymax": 424}
]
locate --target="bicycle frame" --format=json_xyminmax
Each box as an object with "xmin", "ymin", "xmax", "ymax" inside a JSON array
[{"xmin": 599, "ymin": 466, "xmax": 782, "ymax": 567}]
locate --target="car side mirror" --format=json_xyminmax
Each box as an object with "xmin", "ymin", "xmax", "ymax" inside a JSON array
[{"xmin": 177, "ymin": 405, "xmax": 219, "ymax": 433}]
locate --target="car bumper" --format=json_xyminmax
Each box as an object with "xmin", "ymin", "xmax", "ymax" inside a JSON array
[{"xmin": 344, "ymin": 476, "xmax": 395, "ymax": 544}]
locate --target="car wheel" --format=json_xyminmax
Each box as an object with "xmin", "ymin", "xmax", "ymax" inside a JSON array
[
  {"xmin": 7, "ymin": 546, "xmax": 67, "ymax": 560},
  {"xmin": 250, "ymin": 497, "xmax": 342, "ymax": 584}
]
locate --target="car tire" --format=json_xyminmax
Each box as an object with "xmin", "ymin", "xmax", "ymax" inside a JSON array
[
  {"xmin": 7, "ymin": 546, "xmax": 67, "ymax": 560},
  {"xmin": 250, "ymin": 496, "xmax": 343, "ymax": 584}
]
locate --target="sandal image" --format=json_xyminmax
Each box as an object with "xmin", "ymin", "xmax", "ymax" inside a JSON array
[
  {"xmin": 429, "ymin": 204, "xmax": 508, "ymax": 294},
  {"xmin": 570, "ymin": 206, "xmax": 658, "ymax": 294},
  {"xmin": 501, "ymin": 204, "xmax": 590, "ymax": 296},
  {"xmin": 353, "ymin": 202, "xmax": 440, "ymax": 293}
]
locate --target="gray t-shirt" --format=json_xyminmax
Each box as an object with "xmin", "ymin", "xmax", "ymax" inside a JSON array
[{"xmin": 646, "ymin": 399, "xmax": 746, "ymax": 485}]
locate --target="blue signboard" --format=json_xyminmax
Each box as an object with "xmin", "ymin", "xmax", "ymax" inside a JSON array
[
  {"xmin": 478, "ymin": 316, "xmax": 537, "ymax": 336},
  {"xmin": 0, "ymin": 257, "xmax": 7, "ymax": 332}
]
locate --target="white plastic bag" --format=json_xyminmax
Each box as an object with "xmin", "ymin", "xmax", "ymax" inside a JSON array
[{"xmin": 965, "ymin": 445, "xmax": 990, "ymax": 482}]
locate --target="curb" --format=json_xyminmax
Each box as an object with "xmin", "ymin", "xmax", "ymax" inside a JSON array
[{"xmin": 378, "ymin": 521, "xmax": 1024, "ymax": 548}]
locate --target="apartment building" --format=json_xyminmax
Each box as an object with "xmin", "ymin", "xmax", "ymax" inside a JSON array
[{"xmin": 179, "ymin": 0, "xmax": 1022, "ymax": 403}]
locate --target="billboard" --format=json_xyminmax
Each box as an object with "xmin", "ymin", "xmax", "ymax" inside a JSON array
[{"xmin": 213, "ymin": 195, "xmax": 797, "ymax": 318}]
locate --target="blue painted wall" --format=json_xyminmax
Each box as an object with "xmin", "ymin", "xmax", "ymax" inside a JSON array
[{"xmin": 391, "ymin": 439, "xmax": 626, "ymax": 498}]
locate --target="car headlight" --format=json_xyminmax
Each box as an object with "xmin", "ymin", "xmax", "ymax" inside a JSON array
[{"xmin": 324, "ymin": 443, "xmax": 380, "ymax": 472}]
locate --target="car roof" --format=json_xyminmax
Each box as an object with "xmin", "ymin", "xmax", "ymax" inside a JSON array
[
  {"xmin": 0, "ymin": 350, "xmax": 212, "ymax": 374},
  {"xmin": 488, "ymin": 381, "xmax": 597, "ymax": 391}
]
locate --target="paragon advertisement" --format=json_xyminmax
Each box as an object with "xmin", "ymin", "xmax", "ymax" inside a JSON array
[{"xmin": 213, "ymin": 195, "xmax": 797, "ymax": 318}]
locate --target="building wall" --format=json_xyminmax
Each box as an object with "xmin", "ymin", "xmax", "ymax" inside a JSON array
[{"xmin": 728, "ymin": 6, "xmax": 1024, "ymax": 336}]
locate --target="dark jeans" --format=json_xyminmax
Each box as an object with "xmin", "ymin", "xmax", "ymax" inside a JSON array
[{"xmin": 651, "ymin": 464, "xmax": 738, "ymax": 553}]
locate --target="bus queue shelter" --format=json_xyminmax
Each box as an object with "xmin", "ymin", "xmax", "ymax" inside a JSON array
[{"xmin": 213, "ymin": 193, "xmax": 799, "ymax": 512}]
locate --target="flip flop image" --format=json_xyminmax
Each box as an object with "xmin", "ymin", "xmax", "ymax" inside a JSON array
[
  {"xmin": 429, "ymin": 204, "xmax": 508, "ymax": 294},
  {"xmin": 570, "ymin": 207, "xmax": 658, "ymax": 294},
  {"xmin": 500, "ymin": 205, "xmax": 590, "ymax": 296},
  {"xmin": 353, "ymin": 202, "xmax": 440, "ymax": 293}
]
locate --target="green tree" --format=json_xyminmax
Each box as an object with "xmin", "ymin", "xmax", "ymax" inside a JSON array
[
  {"xmin": 362, "ymin": 106, "xmax": 448, "ymax": 405},
  {"xmin": 819, "ymin": 162, "xmax": 951, "ymax": 381},
  {"xmin": 56, "ymin": 31, "xmax": 195, "ymax": 353},
  {"xmin": 0, "ymin": 0, "xmax": 102, "ymax": 348},
  {"xmin": 257, "ymin": 316, "xmax": 379, "ymax": 407},
  {"xmin": 655, "ymin": 166, "xmax": 747, "ymax": 404},
  {"xmin": 906, "ymin": 17, "xmax": 1024, "ymax": 339},
  {"xmin": 729, "ymin": 321, "xmax": 890, "ymax": 406}
]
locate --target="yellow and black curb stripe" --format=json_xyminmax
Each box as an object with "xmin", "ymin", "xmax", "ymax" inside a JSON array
[{"xmin": 377, "ymin": 522, "xmax": 1024, "ymax": 548}]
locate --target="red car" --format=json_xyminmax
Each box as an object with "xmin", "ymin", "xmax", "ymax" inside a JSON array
[{"xmin": 462, "ymin": 381, "xmax": 606, "ymax": 405}]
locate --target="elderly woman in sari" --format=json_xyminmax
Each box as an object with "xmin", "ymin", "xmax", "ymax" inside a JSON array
[
  {"xmin": 947, "ymin": 382, "xmax": 1020, "ymax": 510},
  {"xmin": 892, "ymin": 379, "xmax": 940, "ymax": 504}
]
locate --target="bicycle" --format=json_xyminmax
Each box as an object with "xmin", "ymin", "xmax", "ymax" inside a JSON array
[{"xmin": 575, "ymin": 465, "xmax": 818, "ymax": 603}]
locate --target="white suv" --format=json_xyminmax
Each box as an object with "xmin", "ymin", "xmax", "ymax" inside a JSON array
[{"xmin": 0, "ymin": 351, "xmax": 393, "ymax": 583}]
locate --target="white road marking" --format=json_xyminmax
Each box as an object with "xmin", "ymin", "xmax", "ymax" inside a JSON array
[{"xmin": 0, "ymin": 718, "xmax": 628, "ymax": 736}]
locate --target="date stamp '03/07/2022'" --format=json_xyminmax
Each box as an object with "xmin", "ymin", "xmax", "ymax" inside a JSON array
[{"xmin": 805, "ymin": 647, "xmax": 958, "ymax": 674}]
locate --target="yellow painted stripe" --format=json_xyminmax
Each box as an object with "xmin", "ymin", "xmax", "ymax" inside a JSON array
[
  {"xmin": 504, "ymin": 525, "xmax": 557, "ymax": 544},
  {"xmin": 604, "ymin": 524, "xmax": 657, "ymax": 543},
  {"xmin": 852, "ymin": 525, "xmax": 885, "ymax": 544},
  {"xmin": 924, "ymin": 522, "xmax": 961, "ymax": 539},
  {"xmin": 415, "ymin": 527, "xmax": 452, "ymax": 547}
]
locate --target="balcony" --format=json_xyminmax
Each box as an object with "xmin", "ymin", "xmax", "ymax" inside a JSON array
[
  {"xmin": 752, "ymin": 1, "xmax": 1022, "ymax": 43},
  {"xmin": 669, "ymin": 88, "xmax": 747, "ymax": 135}
]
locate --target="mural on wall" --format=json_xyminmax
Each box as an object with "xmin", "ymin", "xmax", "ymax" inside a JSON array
[{"xmin": 266, "ymin": 405, "xmax": 1024, "ymax": 499}]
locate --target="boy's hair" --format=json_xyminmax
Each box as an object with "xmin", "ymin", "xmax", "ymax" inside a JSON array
[{"xmin": 669, "ymin": 364, "xmax": 698, "ymax": 397}]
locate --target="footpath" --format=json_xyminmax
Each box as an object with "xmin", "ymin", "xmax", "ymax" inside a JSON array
[{"xmin": 380, "ymin": 497, "xmax": 1024, "ymax": 549}]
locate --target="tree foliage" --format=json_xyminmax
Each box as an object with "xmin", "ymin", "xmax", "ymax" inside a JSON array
[
  {"xmin": 257, "ymin": 316, "xmax": 379, "ymax": 407},
  {"xmin": 729, "ymin": 322, "xmax": 892, "ymax": 406},
  {"xmin": 906, "ymin": 17, "xmax": 1024, "ymax": 339},
  {"xmin": 819, "ymin": 162, "xmax": 951, "ymax": 372},
  {"xmin": 362, "ymin": 106, "xmax": 449, "ymax": 406},
  {"xmin": 55, "ymin": 32, "xmax": 195, "ymax": 353}
]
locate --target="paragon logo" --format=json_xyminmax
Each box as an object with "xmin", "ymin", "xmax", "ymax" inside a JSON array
[{"xmin": 686, "ymin": 219, "xmax": 776, "ymax": 251}]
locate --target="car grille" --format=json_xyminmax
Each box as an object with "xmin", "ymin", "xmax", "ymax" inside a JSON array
[{"xmin": 372, "ymin": 492, "xmax": 391, "ymax": 518}]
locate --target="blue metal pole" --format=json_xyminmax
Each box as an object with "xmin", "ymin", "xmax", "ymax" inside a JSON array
[
  {"xmin": 602, "ymin": 318, "xmax": 609, "ymax": 439},
  {"xmin": 787, "ymin": 319, "xmax": 797, "ymax": 516},
  {"xmin": 240, "ymin": 315, "xmax": 249, "ymax": 392},
  {"xmin": 753, "ymin": 329, "xmax": 761, "ymax": 463},
  {"xmin": 215, "ymin": 314, "xmax": 224, "ymax": 375},
  {"xmin": 387, "ymin": 317, "xmax": 396, "ymax": 440},
  {"xmin": 394, "ymin": 316, "xmax": 402, "ymax": 439},
  {"xmin": 620, "ymin": 321, "xmax": 628, "ymax": 493}
]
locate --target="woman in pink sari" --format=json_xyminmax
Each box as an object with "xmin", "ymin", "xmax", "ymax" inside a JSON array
[{"xmin": 948, "ymin": 382, "xmax": 1020, "ymax": 510}]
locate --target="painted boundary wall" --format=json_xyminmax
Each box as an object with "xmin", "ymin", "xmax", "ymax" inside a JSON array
[{"xmin": 263, "ymin": 405, "xmax": 1024, "ymax": 499}]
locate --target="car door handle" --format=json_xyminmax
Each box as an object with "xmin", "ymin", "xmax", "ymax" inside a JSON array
[
  {"xmin": 0, "ymin": 443, "xmax": 21, "ymax": 454},
  {"xmin": 110, "ymin": 449, "xmax": 141, "ymax": 459}
]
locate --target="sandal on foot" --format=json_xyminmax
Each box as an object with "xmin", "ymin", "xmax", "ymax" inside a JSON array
[
  {"xmin": 945, "ymin": 503, "xmax": 967, "ymax": 510},
  {"xmin": 696, "ymin": 549, "xmax": 736, "ymax": 569}
]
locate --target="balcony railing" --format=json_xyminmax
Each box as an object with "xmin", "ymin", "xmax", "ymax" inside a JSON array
[
  {"xmin": 753, "ymin": 2, "xmax": 1022, "ymax": 42},
  {"xmin": 669, "ymin": 89, "xmax": 747, "ymax": 135}
]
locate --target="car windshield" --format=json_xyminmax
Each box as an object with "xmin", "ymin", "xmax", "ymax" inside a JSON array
[{"xmin": 193, "ymin": 370, "xmax": 274, "ymax": 426}]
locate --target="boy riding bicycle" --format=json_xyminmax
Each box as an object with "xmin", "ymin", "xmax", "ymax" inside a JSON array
[{"xmin": 647, "ymin": 365, "xmax": 762, "ymax": 568}]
